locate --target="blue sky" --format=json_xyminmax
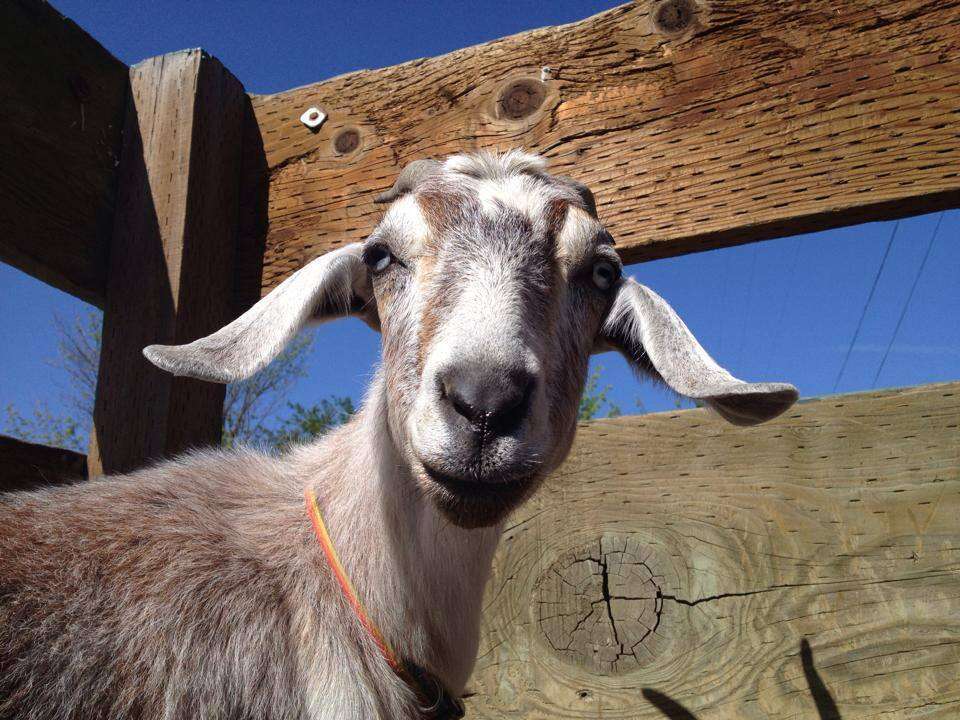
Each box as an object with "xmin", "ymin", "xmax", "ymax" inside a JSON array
[{"xmin": 2, "ymin": 1, "xmax": 958, "ymax": 442}]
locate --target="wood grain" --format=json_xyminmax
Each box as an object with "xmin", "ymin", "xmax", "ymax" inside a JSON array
[
  {"xmin": 0, "ymin": 0, "xmax": 127, "ymax": 306},
  {"xmin": 248, "ymin": 0, "xmax": 960, "ymax": 295},
  {"xmin": 0, "ymin": 434, "xmax": 86, "ymax": 493},
  {"xmin": 88, "ymin": 50, "xmax": 245, "ymax": 476},
  {"xmin": 466, "ymin": 382, "xmax": 960, "ymax": 719}
]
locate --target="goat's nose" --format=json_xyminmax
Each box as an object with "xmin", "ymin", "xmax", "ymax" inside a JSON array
[{"xmin": 440, "ymin": 364, "xmax": 535, "ymax": 435}]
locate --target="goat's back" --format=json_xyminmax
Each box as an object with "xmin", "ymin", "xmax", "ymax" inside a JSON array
[{"xmin": 0, "ymin": 450, "xmax": 313, "ymax": 720}]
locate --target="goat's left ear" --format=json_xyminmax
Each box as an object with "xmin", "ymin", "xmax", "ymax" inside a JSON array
[
  {"xmin": 143, "ymin": 243, "xmax": 376, "ymax": 383},
  {"xmin": 597, "ymin": 278, "xmax": 798, "ymax": 425}
]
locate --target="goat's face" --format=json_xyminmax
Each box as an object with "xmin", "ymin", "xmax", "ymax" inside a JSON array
[
  {"xmin": 144, "ymin": 151, "xmax": 798, "ymax": 529},
  {"xmin": 367, "ymin": 154, "xmax": 620, "ymax": 527}
]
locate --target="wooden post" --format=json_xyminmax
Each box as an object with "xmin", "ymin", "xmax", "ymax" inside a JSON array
[
  {"xmin": 0, "ymin": 0, "xmax": 128, "ymax": 306},
  {"xmin": 88, "ymin": 50, "xmax": 246, "ymax": 477}
]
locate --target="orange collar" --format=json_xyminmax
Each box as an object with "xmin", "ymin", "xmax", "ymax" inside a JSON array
[
  {"xmin": 304, "ymin": 487, "xmax": 404, "ymax": 673},
  {"xmin": 304, "ymin": 488, "xmax": 464, "ymax": 719}
]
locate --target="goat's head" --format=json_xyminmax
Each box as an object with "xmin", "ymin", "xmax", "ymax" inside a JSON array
[{"xmin": 144, "ymin": 151, "xmax": 798, "ymax": 528}]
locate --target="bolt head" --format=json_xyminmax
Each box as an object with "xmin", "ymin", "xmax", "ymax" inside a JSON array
[{"xmin": 300, "ymin": 107, "xmax": 327, "ymax": 129}]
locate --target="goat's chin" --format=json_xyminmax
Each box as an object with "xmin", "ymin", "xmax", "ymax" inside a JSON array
[{"xmin": 418, "ymin": 464, "xmax": 540, "ymax": 529}]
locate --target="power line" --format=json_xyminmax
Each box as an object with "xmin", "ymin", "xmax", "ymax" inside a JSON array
[
  {"xmin": 763, "ymin": 235, "xmax": 804, "ymax": 377},
  {"xmin": 832, "ymin": 219, "xmax": 900, "ymax": 393},
  {"xmin": 736, "ymin": 243, "xmax": 759, "ymax": 369},
  {"xmin": 716, "ymin": 251, "xmax": 732, "ymax": 357},
  {"xmin": 872, "ymin": 211, "xmax": 945, "ymax": 389}
]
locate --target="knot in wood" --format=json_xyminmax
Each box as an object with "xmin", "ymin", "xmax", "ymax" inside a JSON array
[
  {"xmin": 497, "ymin": 79, "xmax": 546, "ymax": 120},
  {"xmin": 652, "ymin": 0, "xmax": 696, "ymax": 35},
  {"xmin": 334, "ymin": 129, "xmax": 360, "ymax": 155},
  {"xmin": 537, "ymin": 536, "xmax": 662, "ymax": 675}
]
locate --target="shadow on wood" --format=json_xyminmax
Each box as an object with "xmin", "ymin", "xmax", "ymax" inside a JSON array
[
  {"xmin": 641, "ymin": 689, "xmax": 699, "ymax": 720},
  {"xmin": 801, "ymin": 638, "xmax": 842, "ymax": 720},
  {"xmin": 642, "ymin": 639, "xmax": 843, "ymax": 719}
]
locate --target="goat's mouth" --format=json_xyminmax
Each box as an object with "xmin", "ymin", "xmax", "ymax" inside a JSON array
[{"xmin": 420, "ymin": 462, "xmax": 539, "ymax": 528}]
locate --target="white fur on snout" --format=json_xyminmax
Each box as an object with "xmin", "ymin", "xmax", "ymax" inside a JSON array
[{"xmin": 410, "ymin": 262, "xmax": 548, "ymax": 479}]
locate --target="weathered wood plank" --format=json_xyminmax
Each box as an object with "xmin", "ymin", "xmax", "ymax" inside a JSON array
[
  {"xmin": 0, "ymin": 435, "xmax": 86, "ymax": 493},
  {"xmin": 250, "ymin": 0, "xmax": 960, "ymax": 294},
  {"xmin": 88, "ymin": 50, "xmax": 246, "ymax": 476},
  {"xmin": 466, "ymin": 382, "xmax": 960, "ymax": 719},
  {"xmin": 0, "ymin": 0, "xmax": 128, "ymax": 307}
]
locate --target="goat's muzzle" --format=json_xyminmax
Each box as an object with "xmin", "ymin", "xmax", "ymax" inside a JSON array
[
  {"xmin": 412, "ymin": 357, "xmax": 548, "ymax": 526},
  {"xmin": 438, "ymin": 362, "xmax": 535, "ymax": 441},
  {"xmin": 420, "ymin": 461, "xmax": 540, "ymax": 529}
]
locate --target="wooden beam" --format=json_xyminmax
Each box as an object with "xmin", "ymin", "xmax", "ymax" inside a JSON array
[
  {"xmin": 88, "ymin": 50, "xmax": 246, "ymax": 477},
  {"xmin": 0, "ymin": 435, "xmax": 86, "ymax": 493},
  {"xmin": 0, "ymin": 0, "xmax": 128, "ymax": 307},
  {"xmin": 466, "ymin": 382, "xmax": 960, "ymax": 718},
  {"xmin": 250, "ymin": 0, "xmax": 960, "ymax": 292}
]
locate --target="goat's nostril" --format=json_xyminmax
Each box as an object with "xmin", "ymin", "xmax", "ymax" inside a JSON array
[
  {"xmin": 450, "ymin": 394, "xmax": 477, "ymax": 423},
  {"xmin": 440, "ymin": 365, "xmax": 536, "ymax": 435}
]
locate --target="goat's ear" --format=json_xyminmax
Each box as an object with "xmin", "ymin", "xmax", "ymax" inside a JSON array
[
  {"xmin": 597, "ymin": 278, "xmax": 798, "ymax": 426},
  {"xmin": 143, "ymin": 243, "xmax": 376, "ymax": 383}
]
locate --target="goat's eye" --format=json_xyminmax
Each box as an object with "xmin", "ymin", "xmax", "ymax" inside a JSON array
[
  {"xmin": 363, "ymin": 244, "xmax": 392, "ymax": 273},
  {"xmin": 591, "ymin": 260, "xmax": 619, "ymax": 290}
]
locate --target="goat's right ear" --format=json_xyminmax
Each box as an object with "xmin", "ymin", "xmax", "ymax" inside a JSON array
[{"xmin": 143, "ymin": 243, "xmax": 376, "ymax": 383}]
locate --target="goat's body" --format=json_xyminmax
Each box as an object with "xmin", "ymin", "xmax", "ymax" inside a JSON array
[
  {"xmin": 0, "ymin": 378, "xmax": 500, "ymax": 720},
  {"xmin": 0, "ymin": 151, "xmax": 798, "ymax": 719}
]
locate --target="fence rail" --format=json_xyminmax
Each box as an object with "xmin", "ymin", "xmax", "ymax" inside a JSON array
[
  {"xmin": 249, "ymin": 0, "xmax": 960, "ymax": 295},
  {"xmin": 0, "ymin": 0, "xmax": 127, "ymax": 306},
  {"xmin": 467, "ymin": 382, "xmax": 960, "ymax": 718},
  {"xmin": 0, "ymin": 434, "xmax": 86, "ymax": 493}
]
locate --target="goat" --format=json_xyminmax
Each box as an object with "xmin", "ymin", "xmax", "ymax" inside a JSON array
[{"xmin": 0, "ymin": 151, "xmax": 798, "ymax": 720}]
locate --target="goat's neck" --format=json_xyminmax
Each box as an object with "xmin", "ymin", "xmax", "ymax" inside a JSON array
[{"xmin": 302, "ymin": 373, "xmax": 502, "ymax": 694}]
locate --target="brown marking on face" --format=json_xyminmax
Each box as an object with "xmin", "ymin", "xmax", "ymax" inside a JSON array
[
  {"xmin": 415, "ymin": 254, "xmax": 461, "ymax": 373},
  {"xmin": 545, "ymin": 197, "xmax": 570, "ymax": 240},
  {"xmin": 373, "ymin": 262, "xmax": 413, "ymax": 384},
  {"xmin": 413, "ymin": 189, "xmax": 482, "ymax": 371},
  {"xmin": 416, "ymin": 189, "xmax": 469, "ymax": 240},
  {"xmin": 540, "ymin": 205, "xmax": 619, "ymax": 467}
]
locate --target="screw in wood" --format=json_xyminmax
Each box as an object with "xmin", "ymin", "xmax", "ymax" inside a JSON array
[{"xmin": 299, "ymin": 106, "xmax": 327, "ymax": 130}]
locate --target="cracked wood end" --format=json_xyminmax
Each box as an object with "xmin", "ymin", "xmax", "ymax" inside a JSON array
[{"xmin": 538, "ymin": 534, "xmax": 664, "ymax": 674}]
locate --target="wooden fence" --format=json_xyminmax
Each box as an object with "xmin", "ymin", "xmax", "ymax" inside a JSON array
[
  {"xmin": 1, "ymin": 0, "xmax": 958, "ymax": 716},
  {"xmin": 467, "ymin": 383, "xmax": 960, "ymax": 717}
]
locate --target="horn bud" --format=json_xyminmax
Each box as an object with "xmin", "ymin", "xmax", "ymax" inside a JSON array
[{"xmin": 374, "ymin": 159, "xmax": 443, "ymax": 203}]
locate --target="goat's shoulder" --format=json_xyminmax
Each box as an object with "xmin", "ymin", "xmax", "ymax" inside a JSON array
[
  {"xmin": 2, "ymin": 446, "xmax": 293, "ymax": 553},
  {"xmin": 0, "ymin": 447, "xmax": 321, "ymax": 719}
]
